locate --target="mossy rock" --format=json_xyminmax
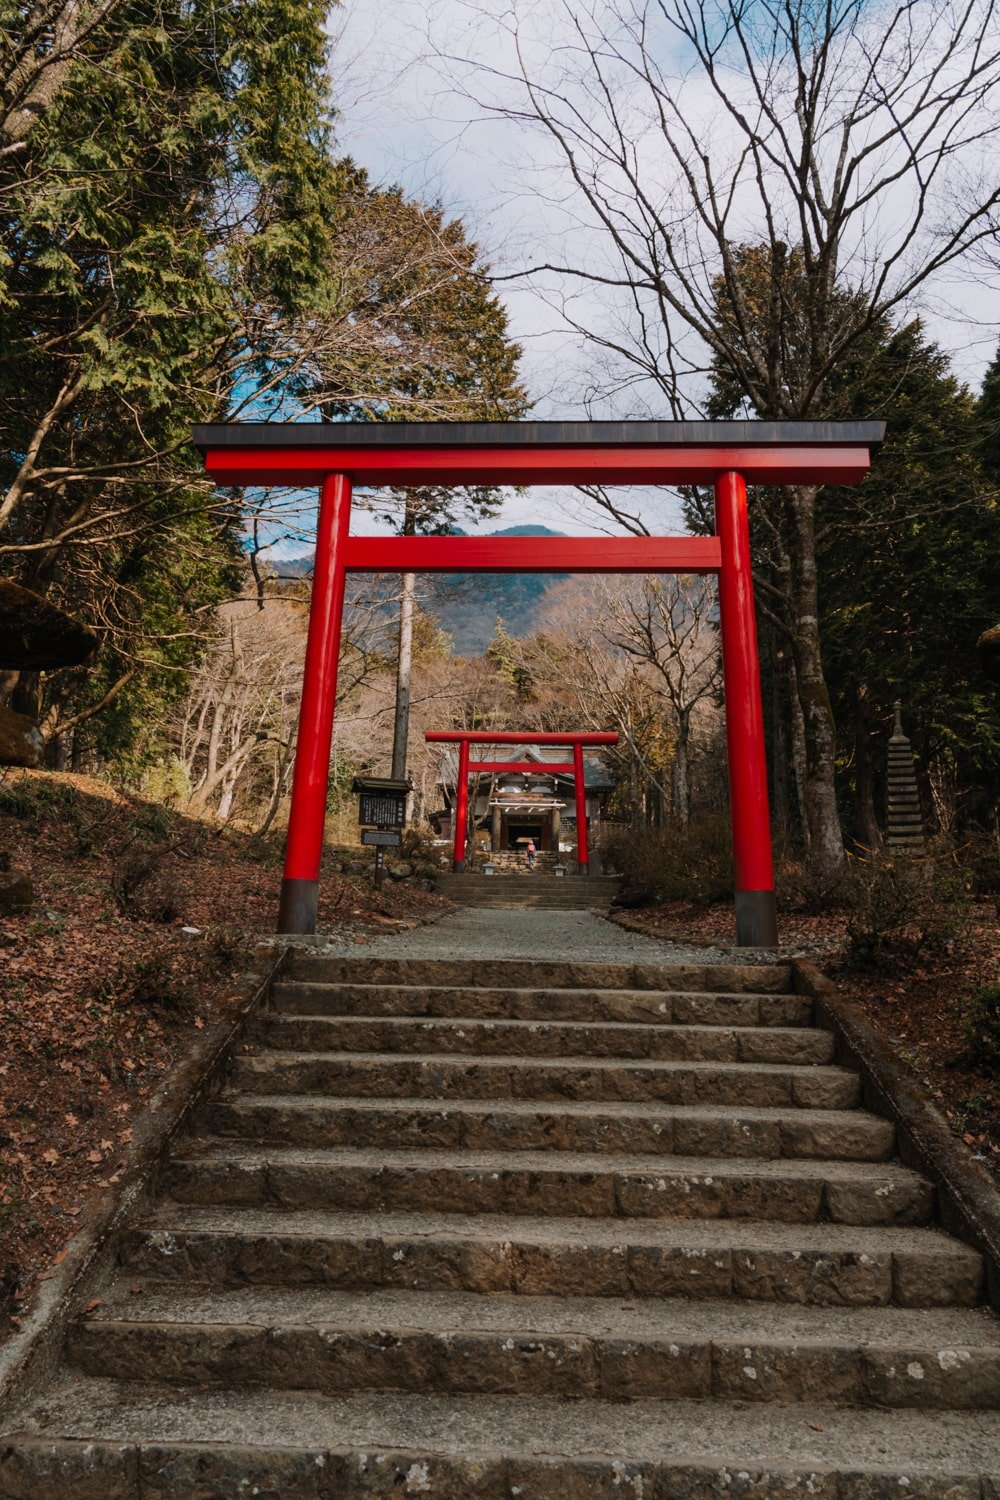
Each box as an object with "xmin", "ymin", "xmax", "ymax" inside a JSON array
[
  {"xmin": 0, "ymin": 704, "xmax": 44, "ymax": 766},
  {"xmin": 978, "ymin": 624, "xmax": 1000, "ymax": 685},
  {"xmin": 0, "ymin": 577, "xmax": 98, "ymax": 669},
  {"xmin": 0, "ymin": 873, "xmax": 33, "ymax": 913}
]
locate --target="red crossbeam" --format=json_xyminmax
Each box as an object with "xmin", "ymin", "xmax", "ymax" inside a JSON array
[
  {"xmin": 467, "ymin": 761, "xmax": 575, "ymax": 775},
  {"xmin": 345, "ymin": 536, "xmax": 720, "ymax": 574},
  {"xmin": 204, "ymin": 444, "xmax": 871, "ymax": 488},
  {"xmin": 426, "ymin": 731, "xmax": 619, "ymax": 746}
]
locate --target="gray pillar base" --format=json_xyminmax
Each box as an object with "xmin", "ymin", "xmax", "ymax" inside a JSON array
[
  {"xmin": 454, "ymin": 858, "xmax": 466, "ymax": 874},
  {"xmin": 277, "ymin": 877, "xmax": 318, "ymax": 935},
  {"xmin": 735, "ymin": 889, "xmax": 779, "ymax": 948},
  {"xmin": 577, "ymin": 861, "xmax": 589, "ymax": 876}
]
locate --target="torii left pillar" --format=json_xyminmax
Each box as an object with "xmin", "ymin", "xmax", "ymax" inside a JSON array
[{"xmin": 277, "ymin": 472, "xmax": 352, "ymax": 934}]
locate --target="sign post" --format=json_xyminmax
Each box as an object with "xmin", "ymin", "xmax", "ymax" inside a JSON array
[{"xmin": 353, "ymin": 776, "xmax": 410, "ymax": 891}]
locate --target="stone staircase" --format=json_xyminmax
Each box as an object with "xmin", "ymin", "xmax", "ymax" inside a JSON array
[
  {"xmin": 437, "ymin": 872, "xmax": 621, "ymax": 909},
  {"xmin": 3, "ymin": 953, "xmax": 1000, "ymax": 1495}
]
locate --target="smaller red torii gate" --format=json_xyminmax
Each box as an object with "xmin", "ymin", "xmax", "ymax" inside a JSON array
[{"xmin": 426, "ymin": 730, "xmax": 620, "ymax": 874}]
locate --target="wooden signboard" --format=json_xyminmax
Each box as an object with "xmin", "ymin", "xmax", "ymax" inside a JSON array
[{"xmin": 361, "ymin": 828, "xmax": 403, "ymax": 848}]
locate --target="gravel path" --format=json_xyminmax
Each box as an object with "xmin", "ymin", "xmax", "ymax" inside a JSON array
[{"xmin": 288, "ymin": 907, "xmax": 763, "ymax": 966}]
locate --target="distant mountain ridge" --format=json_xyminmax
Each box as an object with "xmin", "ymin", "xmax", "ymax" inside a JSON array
[{"xmin": 268, "ymin": 525, "xmax": 568, "ymax": 655}]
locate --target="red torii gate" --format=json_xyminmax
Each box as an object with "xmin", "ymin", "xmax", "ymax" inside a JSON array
[
  {"xmin": 193, "ymin": 418, "xmax": 883, "ymax": 946},
  {"xmin": 425, "ymin": 729, "xmax": 620, "ymax": 874}
]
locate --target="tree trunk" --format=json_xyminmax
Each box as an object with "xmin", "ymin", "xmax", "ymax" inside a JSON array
[
  {"xmin": 769, "ymin": 641, "xmax": 790, "ymax": 837},
  {"xmin": 217, "ymin": 775, "xmax": 237, "ymax": 821},
  {"xmin": 671, "ymin": 713, "xmax": 690, "ymax": 826},
  {"xmin": 391, "ymin": 570, "xmax": 415, "ymax": 783},
  {"xmin": 257, "ymin": 738, "xmax": 295, "ymax": 837},
  {"xmin": 787, "ymin": 651, "xmax": 809, "ymax": 848},
  {"xmin": 852, "ymin": 686, "xmax": 882, "ymax": 851},
  {"xmin": 391, "ymin": 489, "xmax": 418, "ymax": 818},
  {"xmin": 783, "ymin": 485, "xmax": 844, "ymax": 870}
]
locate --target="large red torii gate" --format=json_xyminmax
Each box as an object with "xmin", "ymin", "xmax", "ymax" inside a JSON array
[
  {"xmin": 425, "ymin": 729, "xmax": 620, "ymax": 874},
  {"xmin": 193, "ymin": 418, "xmax": 884, "ymax": 946}
]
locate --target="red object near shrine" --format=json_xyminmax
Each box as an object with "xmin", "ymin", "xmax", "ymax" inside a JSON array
[
  {"xmin": 193, "ymin": 419, "xmax": 884, "ymax": 945},
  {"xmin": 425, "ymin": 730, "xmax": 620, "ymax": 874}
]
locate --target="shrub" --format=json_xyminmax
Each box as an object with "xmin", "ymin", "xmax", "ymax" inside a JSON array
[
  {"xmin": 140, "ymin": 756, "xmax": 192, "ymax": 808},
  {"xmin": 0, "ymin": 775, "xmax": 75, "ymax": 822},
  {"xmin": 202, "ymin": 924, "xmax": 243, "ymax": 970},
  {"xmin": 842, "ymin": 851, "xmax": 970, "ymax": 972},
  {"xmin": 109, "ymin": 846, "xmax": 182, "ymax": 922},
  {"xmin": 98, "ymin": 951, "xmax": 193, "ymax": 1011},
  {"xmin": 777, "ymin": 856, "xmax": 849, "ymax": 915},
  {"xmin": 965, "ymin": 982, "xmax": 1000, "ymax": 1076},
  {"xmin": 0, "ymin": 778, "xmax": 38, "ymax": 819},
  {"xmin": 958, "ymin": 830, "xmax": 1000, "ymax": 910},
  {"xmin": 601, "ymin": 815, "xmax": 733, "ymax": 908}
]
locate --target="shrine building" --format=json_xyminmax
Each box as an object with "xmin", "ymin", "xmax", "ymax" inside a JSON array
[{"xmin": 433, "ymin": 744, "xmax": 615, "ymax": 862}]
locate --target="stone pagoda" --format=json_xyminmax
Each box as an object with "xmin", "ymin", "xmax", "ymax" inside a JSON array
[{"xmin": 885, "ymin": 700, "xmax": 925, "ymax": 852}]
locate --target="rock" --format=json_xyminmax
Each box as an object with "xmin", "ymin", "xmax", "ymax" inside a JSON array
[
  {"xmin": 0, "ymin": 704, "xmax": 44, "ymax": 766},
  {"xmin": 386, "ymin": 861, "xmax": 414, "ymax": 880},
  {"xmin": 0, "ymin": 874, "xmax": 33, "ymax": 913},
  {"xmin": 0, "ymin": 577, "xmax": 98, "ymax": 670},
  {"xmin": 978, "ymin": 623, "xmax": 1000, "ymax": 684}
]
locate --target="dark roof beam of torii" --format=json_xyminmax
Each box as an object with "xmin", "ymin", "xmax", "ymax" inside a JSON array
[{"xmin": 193, "ymin": 419, "xmax": 884, "ymax": 488}]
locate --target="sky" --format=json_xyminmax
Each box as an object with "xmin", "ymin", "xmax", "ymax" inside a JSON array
[{"xmin": 265, "ymin": 0, "xmax": 1000, "ymax": 552}]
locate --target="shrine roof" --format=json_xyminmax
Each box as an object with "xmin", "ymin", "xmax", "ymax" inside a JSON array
[{"xmin": 435, "ymin": 745, "xmax": 615, "ymax": 789}]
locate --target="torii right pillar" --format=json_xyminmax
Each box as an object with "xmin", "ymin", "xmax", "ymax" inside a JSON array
[{"xmin": 715, "ymin": 471, "xmax": 778, "ymax": 948}]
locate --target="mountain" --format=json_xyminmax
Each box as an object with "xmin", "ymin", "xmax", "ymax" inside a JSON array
[
  {"xmin": 431, "ymin": 525, "xmax": 568, "ymax": 653},
  {"xmin": 267, "ymin": 525, "xmax": 568, "ymax": 655}
]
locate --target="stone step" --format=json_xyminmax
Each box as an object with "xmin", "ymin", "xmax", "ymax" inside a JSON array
[
  {"xmin": 121, "ymin": 1207, "xmax": 984, "ymax": 1307},
  {"xmin": 440, "ymin": 890, "xmax": 621, "ymax": 901},
  {"xmin": 284, "ymin": 955, "xmax": 794, "ymax": 992},
  {"xmin": 251, "ymin": 1014, "xmax": 836, "ymax": 1065},
  {"xmin": 160, "ymin": 1143, "xmax": 933, "ymax": 1225},
  {"xmin": 440, "ymin": 896, "xmax": 622, "ymax": 908},
  {"xmin": 229, "ymin": 1050, "xmax": 862, "ymax": 1108},
  {"xmin": 440, "ymin": 879, "xmax": 617, "ymax": 891},
  {"xmin": 66, "ymin": 1287, "xmax": 1000, "ymax": 1410},
  {"xmin": 9, "ymin": 1386, "xmax": 1000, "ymax": 1500},
  {"xmin": 439, "ymin": 876, "xmax": 622, "ymax": 890},
  {"xmin": 271, "ymin": 980, "xmax": 813, "ymax": 1026},
  {"xmin": 205, "ymin": 1095, "xmax": 896, "ymax": 1161}
]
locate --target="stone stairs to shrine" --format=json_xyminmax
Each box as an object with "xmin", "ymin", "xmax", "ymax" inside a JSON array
[
  {"xmin": 4, "ymin": 952, "xmax": 1000, "ymax": 1496},
  {"xmin": 437, "ymin": 870, "xmax": 622, "ymax": 909}
]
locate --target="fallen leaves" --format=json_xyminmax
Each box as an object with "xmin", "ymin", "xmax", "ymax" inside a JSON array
[{"xmin": 1, "ymin": 767, "xmax": 448, "ymax": 1339}]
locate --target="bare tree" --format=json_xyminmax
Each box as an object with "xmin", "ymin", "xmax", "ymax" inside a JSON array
[
  {"xmin": 598, "ymin": 574, "xmax": 721, "ymax": 824},
  {"xmin": 531, "ymin": 573, "xmax": 721, "ymax": 822},
  {"xmin": 445, "ymin": 0, "xmax": 1000, "ymax": 867},
  {"xmin": 176, "ymin": 575, "xmax": 393, "ymax": 829}
]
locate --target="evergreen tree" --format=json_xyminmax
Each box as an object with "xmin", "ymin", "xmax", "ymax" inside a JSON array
[
  {"xmin": 0, "ymin": 0, "xmax": 343, "ymax": 761},
  {"xmin": 821, "ymin": 322, "xmax": 1000, "ymax": 837},
  {"xmin": 707, "ymin": 257, "xmax": 1000, "ymax": 842}
]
